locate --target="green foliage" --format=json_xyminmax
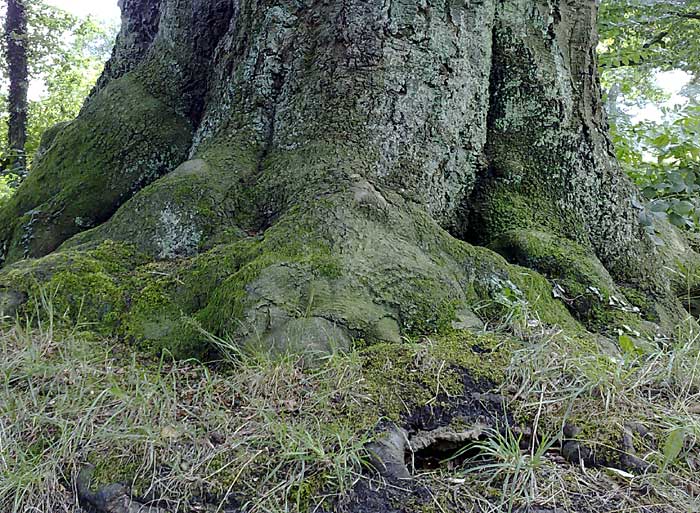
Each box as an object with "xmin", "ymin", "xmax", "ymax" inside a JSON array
[
  {"xmin": 617, "ymin": 333, "xmax": 644, "ymax": 357},
  {"xmin": 456, "ymin": 426, "xmax": 559, "ymax": 511},
  {"xmin": 614, "ymin": 99, "xmax": 700, "ymax": 236},
  {"xmin": 661, "ymin": 427, "xmax": 686, "ymax": 471},
  {"xmin": 0, "ymin": 0, "xmax": 117, "ymax": 165},
  {"xmin": 598, "ymin": 1, "xmax": 700, "ymax": 74},
  {"xmin": 0, "ymin": 172, "xmax": 18, "ymax": 208},
  {"xmin": 599, "ymin": 1, "xmax": 700, "ymax": 234}
]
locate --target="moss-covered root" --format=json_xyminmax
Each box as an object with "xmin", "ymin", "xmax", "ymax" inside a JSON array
[
  {"xmin": 1, "ymin": 181, "xmax": 584, "ymax": 359},
  {"xmin": 0, "ymin": 73, "xmax": 192, "ymax": 267},
  {"xmin": 181, "ymin": 185, "xmax": 587, "ymax": 356},
  {"xmin": 489, "ymin": 229, "xmax": 694, "ymax": 338},
  {"xmin": 62, "ymin": 158, "xmax": 251, "ymax": 259},
  {"xmin": 0, "ymin": 241, "xmax": 149, "ymax": 328}
]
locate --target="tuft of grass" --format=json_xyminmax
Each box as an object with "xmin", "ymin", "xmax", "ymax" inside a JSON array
[{"xmin": 449, "ymin": 425, "xmax": 559, "ymax": 512}]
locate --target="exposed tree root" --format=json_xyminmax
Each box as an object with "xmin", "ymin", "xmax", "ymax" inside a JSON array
[{"xmin": 77, "ymin": 465, "xmax": 169, "ymax": 513}]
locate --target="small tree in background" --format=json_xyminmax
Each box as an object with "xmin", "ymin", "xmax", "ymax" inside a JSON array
[
  {"xmin": 2, "ymin": 0, "xmax": 28, "ymax": 174},
  {"xmin": 0, "ymin": 0, "xmax": 116, "ymax": 176}
]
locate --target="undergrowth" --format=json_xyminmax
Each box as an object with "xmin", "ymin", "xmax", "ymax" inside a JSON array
[
  {"xmin": 0, "ymin": 308, "xmax": 374, "ymax": 513},
  {"xmin": 2, "ymin": 293, "xmax": 700, "ymax": 512},
  {"xmin": 496, "ymin": 323, "xmax": 700, "ymax": 512}
]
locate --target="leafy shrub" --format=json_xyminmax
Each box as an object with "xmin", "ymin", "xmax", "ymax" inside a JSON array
[
  {"xmin": 611, "ymin": 101, "xmax": 700, "ymax": 239},
  {"xmin": 599, "ymin": 0, "xmax": 700, "ymax": 237}
]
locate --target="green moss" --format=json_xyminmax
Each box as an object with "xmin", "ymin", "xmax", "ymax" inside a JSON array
[
  {"xmin": 0, "ymin": 185, "xmax": 609, "ymax": 359},
  {"xmin": 415, "ymin": 225, "xmax": 582, "ymax": 334},
  {"xmin": 193, "ymin": 132, "xmax": 271, "ymax": 231},
  {"xmin": 0, "ymin": 208, "xmax": 345, "ymax": 358},
  {"xmin": 122, "ymin": 265, "xmax": 186, "ymax": 347},
  {"xmin": 0, "ymin": 240, "xmax": 148, "ymax": 330},
  {"xmin": 0, "ymin": 73, "xmax": 192, "ymax": 265},
  {"xmin": 487, "ymin": 230, "xmax": 656, "ymax": 334},
  {"xmin": 47, "ymin": 269, "xmax": 124, "ymax": 329},
  {"xmin": 196, "ymin": 208, "xmax": 343, "ymax": 337},
  {"xmin": 467, "ymin": 182, "xmax": 581, "ymax": 246},
  {"xmin": 64, "ymin": 158, "xmax": 253, "ymax": 259},
  {"xmin": 432, "ymin": 331, "xmax": 516, "ymax": 383},
  {"xmin": 560, "ymin": 411, "xmax": 625, "ymax": 465},
  {"xmin": 0, "ymin": 239, "xmax": 218, "ymax": 357},
  {"xmin": 387, "ymin": 277, "xmax": 461, "ymax": 336},
  {"xmin": 196, "ymin": 269, "xmax": 251, "ymax": 335},
  {"xmin": 288, "ymin": 475, "xmax": 328, "ymax": 511},
  {"xmin": 490, "ymin": 230, "xmax": 615, "ymax": 295},
  {"xmin": 33, "ymin": 120, "xmax": 70, "ymax": 159},
  {"xmin": 359, "ymin": 331, "xmax": 516, "ymax": 421},
  {"xmin": 507, "ymin": 266, "xmax": 584, "ymax": 332},
  {"xmin": 90, "ymin": 457, "xmax": 142, "ymax": 490},
  {"xmin": 201, "ymin": 226, "xmax": 249, "ymax": 251},
  {"xmin": 361, "ymin": 345, "xmax": 448, "ymax": 420}
]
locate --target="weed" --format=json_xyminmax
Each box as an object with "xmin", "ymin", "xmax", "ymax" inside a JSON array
[{"xmin": 448, "ymin": 426, "xmax": 559, "ymax": 512}]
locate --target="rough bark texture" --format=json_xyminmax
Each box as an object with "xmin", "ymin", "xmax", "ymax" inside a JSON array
[
  {"xmin": 3, "ymin": 0, "xmax": 28, "ymax": 171},
  {"xmin": 1, "ymin": 0, "xmax": 699, "ymax": 354}
]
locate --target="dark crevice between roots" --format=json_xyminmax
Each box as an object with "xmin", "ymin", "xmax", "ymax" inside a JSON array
[
  {"xmin": 445, "ymin": 14, "xmax": 504, "ymax": 248},
  {"xmin": 408, "ymin": 438, "xmax": 483, "ymax": 472},
  {"xmin": 365, "ymin": 372, "xmax": 657, "ymax": 501},
  {"xmin": 403, "ymin": 372, "xmax": 508, "ymax": 433},
  {"xmin": 366, "ymin": 369, "xmax": 510, "ymax": 482}
]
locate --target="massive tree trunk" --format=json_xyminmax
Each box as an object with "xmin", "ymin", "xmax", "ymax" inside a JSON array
[
  {"xmin": 3, "ymin": 0, "xmax": 28, "ymax": 172},
  {"xmin": 0, "ymin": 0, "xmax": 698, "ymax": 355}
]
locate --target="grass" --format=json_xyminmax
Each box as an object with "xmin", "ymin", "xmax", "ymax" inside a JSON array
[
  {"xmin": 2, "ymin": 293, "xmax": 700, "ymax": 513},
  {"xmin": 0, "ymin": 310, "xmax": 375, "ymax": 513},
  {"xmin": 444, "ymin": 424, "xmax": 560, "ymax": 512},
  {"xmin": 501, "ymin": 324, "xmax": 700, "ymax": 512},
  {"xmin": 402, "ymin": 283, "xmax": 700, "ymax": 512}
]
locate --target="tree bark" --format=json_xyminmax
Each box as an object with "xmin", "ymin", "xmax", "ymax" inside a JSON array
[
  {"xmin": 0, "ymin": 0, "xmax": 698, "ymax": 354},
  {"xmin": 3, "ymin": 0, "xmax": 28, "ymax": 172}
]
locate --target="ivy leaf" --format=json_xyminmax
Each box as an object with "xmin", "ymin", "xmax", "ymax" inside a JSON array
[
  {"xmin": 668, "ymin": 212, "xmax": 688, "ymax": 228},
  {"xmin": 650, "ymin": 200, "xmax": 670, "ymax": 212},
  {"xmin": 672, "ymin": 201, "xmax": 694, "ymax": 216},
  {"xmin": 642, "ymin": 187, "xmax": 657, "ymax": 200},
  {"xmin": 670, "ymin": 181, "xmax": 687, "ymax": 193},
  {"xmin": 638, "ymin": 210, "xmax": 653, "ymax": 227}
]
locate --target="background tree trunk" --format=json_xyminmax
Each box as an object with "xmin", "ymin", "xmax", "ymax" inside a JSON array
[
  {"xmin": 3, "ymin": 0, "xmax": 28, "ymax": 173},
  {"xmin": 0, "ymin": 0, "xmax": 698, "ymax": 354}
]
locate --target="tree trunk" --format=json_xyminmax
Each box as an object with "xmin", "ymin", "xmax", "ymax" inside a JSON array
[
  {"xmin": 3, "ymin": 0, "xmax": 28, "ymax": 172},
  {"xmin": 0, "ymin": 0, "xmax": 698, "ymax": 354}
]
